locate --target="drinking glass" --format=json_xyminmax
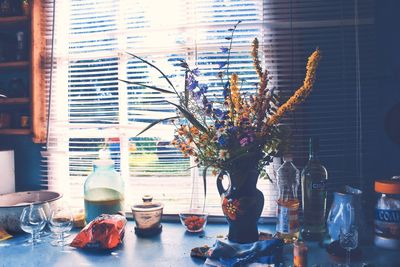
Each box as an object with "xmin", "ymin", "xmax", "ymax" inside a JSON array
[
  {"xmin": 37, "ymin": 202, "xmax": 51, "ymax": 239},
  {"xmin": 49, "ymin": 205, "xmax": 73, "ymax": 246},
  {"xmin": 340, "ymin": 225, "xmax": 358, "ymax": 267},
  {"xmin": 20, "ymin": 204, "xmax": 47, "ymax": 245}
]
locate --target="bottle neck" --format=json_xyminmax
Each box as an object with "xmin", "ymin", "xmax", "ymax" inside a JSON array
[
  {"xmin": 93, "ymin": 164, "xmax": 114, "ymax": 171},
  {"xmin": 309, "ymin": 149, "xmax": 319, "ymax": 160},
  {"xmin": 309, "ymin": 138, "xmax": 320, "ymax": 160}
]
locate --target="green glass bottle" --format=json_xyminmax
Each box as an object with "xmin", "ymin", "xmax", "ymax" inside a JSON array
[{"xmin": 301, "ymin": 137, "xmax": 328, "ymax": 240}]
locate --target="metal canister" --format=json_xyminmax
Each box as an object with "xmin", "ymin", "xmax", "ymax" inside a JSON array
[
  {"xmin": 374, "ymin": 177, "xmax": 400, "ymax": 249},
  {"xmin": 293, "ymin": 240, "xmax": 308, "ymax": 267}
]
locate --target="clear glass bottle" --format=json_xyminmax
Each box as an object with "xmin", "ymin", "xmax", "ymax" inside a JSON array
[
  {"xmin": 276, "ymin": 155, "xmax": 300, "ymax": 243},
  {"xmin": 301, "ymin": 137, "xmax": 328, "ymax": 240},
  {"xmin": 15, "ymin": 31, "xmax": 25, "ymax": 61},
  {"xmin": 84, "ymin": 148, "xmax": 125, "ymax": 223}
]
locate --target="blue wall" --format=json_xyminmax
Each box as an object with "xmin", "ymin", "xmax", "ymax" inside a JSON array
[{"xmin": 371, "ymin": 0, "xmax": 400, "ymax": 177}]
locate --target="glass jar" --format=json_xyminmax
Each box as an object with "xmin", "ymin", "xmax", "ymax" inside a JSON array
[
  {"xmin": 374, "ymin": 177, "xmax": 400, "ymax": 249},
  {"xmin": 131, "ymin": 195, "xmax": 163, "ymax": 237},
  {"xmin": 84, "ymin": 149, "xmax": 125, "ymax": 224}
]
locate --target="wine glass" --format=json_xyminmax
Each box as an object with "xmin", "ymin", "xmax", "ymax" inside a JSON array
[
  {"xmin": 49, "ymin": 205, "xmax": 73, "ymax": 246},
  {"xmin": 36, "ymin": 202, "xmax": 51, "ymax": 239},
  {"xmin": 20, "ymin": 204, "xmax": 47, "ymax": 245},
  {"xmin": 340, "ymin": 225, "xmax": 358, "ymax": 266}
]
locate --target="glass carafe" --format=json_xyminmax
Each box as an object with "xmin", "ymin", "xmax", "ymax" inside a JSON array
[{"xmin": 84, "ymin": 149, "xmax": 125, "ymax": 223}]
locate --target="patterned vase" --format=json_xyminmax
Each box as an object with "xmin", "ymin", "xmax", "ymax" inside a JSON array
[{"xmin": 217, "ymin": 161, "xmax": 264, "ymax": 244}]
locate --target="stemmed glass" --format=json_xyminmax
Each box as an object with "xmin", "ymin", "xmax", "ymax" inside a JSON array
[
  {"xmin": 36, "ymin": 202, "xmax": 51, "ymax": 239},
  {"xmin": 49, "ymin": 205, "xmax": 73, "ymax": 246},
  {"xmin": 339, "ymin": 204, "xmax": 358, "ymax": 266},
  {"xmin": 20, "ymin": 204, "xmax": 47, "ymax": 245},
  {"xmin": 340, "ymin": 225, "xmax": 358, "ymax": 266}
]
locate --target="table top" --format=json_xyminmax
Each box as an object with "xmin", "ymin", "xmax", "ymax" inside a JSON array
[{"xmin": 1, "ymin": 221, "xmax": 399, "ymax": 267}]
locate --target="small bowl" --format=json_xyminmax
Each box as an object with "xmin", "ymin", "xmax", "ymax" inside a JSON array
[{"xmin": 179, "ymin": 209, "xmax": 208, "ymax": 232}]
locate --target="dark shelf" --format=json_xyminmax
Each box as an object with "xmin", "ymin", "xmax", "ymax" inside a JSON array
[
  {"xmin": 0, "ymin": 16, "xmax": 29, "ymax": 25},
  {"xmin": 0, "ymin": 97, "xmax": 30, "ymax": 105},
  {"xmin": 0, "ymin": 61, "xmax": 29, "ymax": 69},
  {"xmin": 0, "ymin": 128, "xmax": 30, "ymax": 135}
]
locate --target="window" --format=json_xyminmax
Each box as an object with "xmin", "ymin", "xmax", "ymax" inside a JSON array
[{"xmin": 42, "ymin": 0, "xmax": 375, "ymax": 217}]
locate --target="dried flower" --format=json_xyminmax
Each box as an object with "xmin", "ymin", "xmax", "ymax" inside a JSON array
[{"xmin": 266, "ymin": 48, "xmax": 321, "ymax": 127}]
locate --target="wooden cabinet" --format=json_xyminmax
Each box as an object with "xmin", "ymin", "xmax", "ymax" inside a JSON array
[{"xmin": 0, "ymin": 0, "xmax": 46, "ymax": 143}]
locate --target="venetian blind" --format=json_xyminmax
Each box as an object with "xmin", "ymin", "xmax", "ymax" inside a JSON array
[{"xmin": 42, "ymin": 0, "xmax": 375, "ymax": 217}]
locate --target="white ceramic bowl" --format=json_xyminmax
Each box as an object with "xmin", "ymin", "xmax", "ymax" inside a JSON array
[{"xmin": 0, "ymin": 191, "xmax": 62, "ymax": 232}]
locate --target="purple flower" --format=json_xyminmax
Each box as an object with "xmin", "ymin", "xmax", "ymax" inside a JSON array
[
  {"xmin": 217, "ymin": 62, "xmax": 227, "ymax": 69},
  {"xmin": 214, "ymin": 108, "xmax": 223, "ymax": 118},
  {"xmin": 222, "ymin": 89, "xmax": 228, "ymax": 98},
  {"xmin": 205, "ymin": 104, "xmax": 213, "ymax": 115},
  {"xmin": 220, "ymin": 47, "xmax": 229, "ymax": 53},
  {"xmin": 192, "ymin": 68, "xmax": 201, "ymax": 76},
  {"xmin": 224, "ymin": 81, "xmax": 230, "ymax": 90},
  {"xmin": 193, "ymin": 91, "xmax": 202, "ymax": 100},
  {"xmin": 218, "ymin": 136, "xmax": 228, "ymax": 147},
  {"xmin": 240, "ymin": 137, "xmax": 250, "ymax": 147},
  {"xmin": 228, "ymin": 126, "xmax": 238, "ymax": 134},
  {"xmin": 199, "ymin": 84, "xmax": 208, "ymax": 94},
  {"xmin": 215, "ymin": 122, "xmax": 224, "ymax": 129},
  {"xmin": 186, "ymin": 74, "xmax": 198, "ymax": 91}
]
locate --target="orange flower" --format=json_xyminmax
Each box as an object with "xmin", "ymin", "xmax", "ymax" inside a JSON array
[
  {"xmin": 265, "ymin": 48, "xmax": 321, "ymax": 128},
  {"xmin": 251, "ymin": 38, "xmax": 263, "ymax": 80},
  {"xmin": 222, "ymin": 198, "xmax": 241, "ymax": 220},
  {"xmin": 190, "ymin": 126, "xmax": 200, "ymax": 136}
]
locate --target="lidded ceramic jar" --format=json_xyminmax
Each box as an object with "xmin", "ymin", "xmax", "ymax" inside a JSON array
[{"xmin": 131, "ymin": 195, "xmax": 163, "ymax": 236}]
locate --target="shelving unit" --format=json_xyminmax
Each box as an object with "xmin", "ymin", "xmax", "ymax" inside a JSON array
[{"xmin": 0, "ymin": 10, "xmax": 32, "ymax": 135}]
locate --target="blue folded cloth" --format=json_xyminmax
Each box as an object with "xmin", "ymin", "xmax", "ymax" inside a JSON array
[{"xmin": 207, "ymin": 239, "xmax": 284, "ymax": 267}]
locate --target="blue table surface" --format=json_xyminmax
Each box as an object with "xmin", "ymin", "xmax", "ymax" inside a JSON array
[{"xmin": 0, "ymin": 221, "xmax": 399, "ymax": 267}]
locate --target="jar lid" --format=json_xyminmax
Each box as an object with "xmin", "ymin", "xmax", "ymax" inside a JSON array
[
  {"xmin": 375, "ymin": 179, "xmax": 400, "ymax": 194},
  {"xmin": 131, "ymin": 195, "xmax": 164, "ymax": 212}
]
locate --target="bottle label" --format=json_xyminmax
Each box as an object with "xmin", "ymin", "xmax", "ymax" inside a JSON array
[
  {"xmin": 311, "ymin": 181, "xmax": 325, "ymax": 190},
  {"xmin": 375, "ymin": 209, "xmax": 400, "ymax": 239},
  {"xmin": 375, "ymin": 209, "xmax": 400, "ymax": 223},
  {"xmin": 277, "ymin": 204, "xmax": 299, "ymax": 234}
]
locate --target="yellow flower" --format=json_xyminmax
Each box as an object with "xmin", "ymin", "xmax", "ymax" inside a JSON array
[
  {"xmin": 265, "ymin": 48, "xmax": 321, "ymax": 127},
  {"xmin": 251, "ymin": 38, "xmax": 263, "ymax": 80},
  {"xmin": 229, "ymin": 73, "xmax": 243, "ymax": 123}
]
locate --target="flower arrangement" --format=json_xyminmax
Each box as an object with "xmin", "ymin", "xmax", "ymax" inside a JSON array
[{"xmin": 122, "ymin": 21, "xmax": 321, "ymax": 182}]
